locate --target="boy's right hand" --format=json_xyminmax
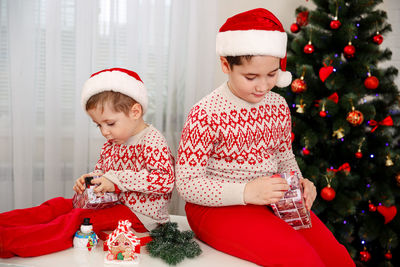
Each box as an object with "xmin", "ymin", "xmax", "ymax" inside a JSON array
[
  {"xmin": 73, "ymin": 172, "xmax": 103, "ymax": 194},
  {"xmin": 244, "ymin": 176, "xmax": 289, "ymax": 205}
]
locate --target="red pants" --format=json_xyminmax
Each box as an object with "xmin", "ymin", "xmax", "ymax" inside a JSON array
[
  {"xmin": 0, "ymin": 197, "xmax": 146, "ymax": 258},
  {"xmin": 186, "ymin": 203, "xmax": 355, "ymax": 267}
]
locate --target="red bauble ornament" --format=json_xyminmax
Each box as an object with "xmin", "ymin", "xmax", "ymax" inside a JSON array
[
  {"xmin": 373, "ymin": 34, "xmax": 383, "ymax": 45},
  {"xmin": 290, "ymin": 23, "xmax": 300, "ymax": 33},
  {"xmin": 364, "ymin": 75, "xmax": 379, "ymax": 90},
  {"xmin": 330, "ymin": 19, "xmax": 341, "ymax": 29},
  {"xmin": 360, "ymin": 250, "xmax": 371, "ymax": 262},
  {"xmin": 319, "ymin": 110, "xmax": 327, "ymax": 117},
  {"xmin": 385, "ymin": 251, "xmax": 392, "ymax": 260},
  {"xmin": 304, "ymin": 42, "xmax": 314, "ymax": 54},
  {"xmin": 343, "ymin": 42, "xmax": 356, "ymax": 59},
  {"xmin": 291, "ymin": 77, "xmax": 307, "ymax": 93},
  {"xmin": 302, "ymin": 147, "xmax": 310, "ymax": 156},
  {"xmin": 291, "ymin": 132, "xmax": 295, "ymax": 142},
  {"xmin": 355, "ymin": 151, "xmax": 363, "ymax": 159},
  {"xmin": 369, "ymin": 203, "xmax": 377, "ymax": 212},
  {"xmin": 321, "ymin": 186, "xmax": 336, "ymax": 201},
  {"xmin": 346, "ymin": 109, "xmax": 364, "ymax": 126}
]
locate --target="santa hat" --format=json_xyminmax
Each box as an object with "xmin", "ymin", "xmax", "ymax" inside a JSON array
[
  {"xmin": 81, "ymin": 68, "xmax": 148, "ymax": 113},
  {"xmin": 216, "ymin": 8, "xmax": 292, "ymax": 88}
]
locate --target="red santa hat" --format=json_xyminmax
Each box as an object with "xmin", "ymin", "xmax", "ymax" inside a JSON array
[
  {"xmin": 81, "ymin": 68, "xmax": 148, "ymax": 113},
  {"xmin": 216, "ymin": 8, "xmax": 292, "ymax": 88}
]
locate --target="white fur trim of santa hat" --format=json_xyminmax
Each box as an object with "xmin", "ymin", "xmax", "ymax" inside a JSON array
[
  {"xmin": 216, "ymin": 8, "xmax": 292, "ymax": 87},
  {"xmin": 81, "ymin": 68, "xmax": 148, "ymax": 113}
]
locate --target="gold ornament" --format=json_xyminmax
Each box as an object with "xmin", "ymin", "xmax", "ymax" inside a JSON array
[
  {"xmin": 332, "ymin": 127, "xmax": 345, "ymax": 139},
  {"xmin": 386, "ymin": 155, "xmax": 394, "ymax": 167}
]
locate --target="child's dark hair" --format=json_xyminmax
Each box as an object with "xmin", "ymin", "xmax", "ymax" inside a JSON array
[
  {"xmin": 225, "ymin": 55, "xmax": 253, "ymax": 69},
  {"xmin": 86, "ymin": 91, "xmax": 138, "ymax": 116}
]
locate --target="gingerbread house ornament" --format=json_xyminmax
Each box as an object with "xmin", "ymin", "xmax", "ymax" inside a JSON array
[{"xmin": 105, "ymin": 220, "xmax": 140, "ymax": 264}]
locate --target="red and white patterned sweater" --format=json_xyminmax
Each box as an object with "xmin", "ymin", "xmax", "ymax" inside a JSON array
[
  {"xmin": 176, "ymin": 82, "xmax": 302, "ymax": 207},
  {"xmin": 95, "ymin": 125, "xmax": 175, "ymax": 229}
]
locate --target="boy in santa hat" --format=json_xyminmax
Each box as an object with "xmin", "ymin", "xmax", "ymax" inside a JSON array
[
  {"xmin": 175, "ymin": 8, "xmax": 354, "ymax": 267},
  {"xmin": 0, "ymin": 68, "xmax": 175, "ymax": 258}
]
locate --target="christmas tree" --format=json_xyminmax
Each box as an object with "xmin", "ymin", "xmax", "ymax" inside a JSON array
[{"xmin": 280, "ymin": 0, "xmax": 400, "ymax": 266}]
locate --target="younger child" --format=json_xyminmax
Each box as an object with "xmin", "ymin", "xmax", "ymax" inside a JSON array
[
  {"xmin": 0, "ymin": 68, "xmax": 175, "ymax": 258},
  {"xmin": 175, "ymin": 8, "xmax": 355, "ymax": 267}
]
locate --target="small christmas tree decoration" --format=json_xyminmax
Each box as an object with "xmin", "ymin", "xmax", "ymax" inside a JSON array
[
  {"xmin": 355, "ymin": 150, "xmax": 363, "ymax": 158},
  {"xmin": 364, "ymin": 73, "xmax": 379, "ymax": 89},
  {"xmin": 291, "ymin": 75, "xmax": 307, "ymax": 94},
  {"xmin": 332, "ymin": 127, "xmax": 345, "ymax": 139},
  {"xmin": 321, "ymin": 185, "xmax": 336, "ymax": 201},
  {"xmin": 372, "ymin": 32, "xmax": 383, "ymax": 45},
  {"xmin": 330, "ymin": 18, "xmax": 341, "ymax": 29},
  {"xmin": 368, "ymin": 203, "xmax": 377, "ymax": 212},
  {"xmin": 319, "ymin": 102, "xmax": 327, "ymax": 117},
  {"xmin": 386, "ymin": 155, "xmax": 394, "ymax": 167},
  {"xmin": 330, "ymin": 2, "xmax": 341, "ymax": 29},
  {"xmin": 303, "ymin": 41, "xmax": 315, "ymax": 54},
  {"xmin": 384, "ymin": 251, "xmax": 392, "ymax": 260},
  {"xmin": 369, "ymin": 116, "xmax": 394, "ymax": 132},
  {"xmin": 290, "ymin": 22, "xmax": 300, "ymax": 33},
  {"xmin": 302, "ymin": 147, "xmax": 310, "ymax": 155},
  {"xmin": 296, "ymin": 99, "xmax": 306, "ymax": 113},
  {"xmin": 396, "ymin": 173, "xmax": 400, "ymax": 186},
  {"xmin": 147, "ymin": 222, "xmax": 202, "ymax": 265},
  {"xmin": 319, "ymin": 61, "xmax": 334, "ymax": 82},
  {"xmin": 343, "ymin": 42, "xmax": 356, "ymax": 59},
  {"xmin": 355, "ymin": 138, "xmax": 365, "ymax": 159},
  {"xmin": 346, "ymin": 105, "xmax": 364, "ymax": 126},
  {"xmin": 360, "ymin": 248, "xmax": 371, "ymax": 262},
  {"xmin": 296, "ymin": 10, "xmax": 309, "ymax": 27},
  {"xmin": 377, "ymin": 205, "xmax": 397, "ymax": 224}
]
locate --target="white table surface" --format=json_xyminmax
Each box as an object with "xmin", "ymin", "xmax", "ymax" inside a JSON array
[{"xmin": 0, "ymin": 215, "xmax": 257, "ymax": 267}]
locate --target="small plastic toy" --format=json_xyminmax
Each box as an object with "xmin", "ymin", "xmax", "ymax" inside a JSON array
[
  {"xmin": 270, "ymin": 171, "xmax": 312, "ymax": 230},
  {"xmin": 73, "ymin": 218, "xmax": 99, "ymax": 251},
  {"xmin": 104, "ymin": 220, "xmax": 141, "ymax": 264}
]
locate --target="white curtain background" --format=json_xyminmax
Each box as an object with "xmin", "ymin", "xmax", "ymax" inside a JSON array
[{"xmin": 0, "ymin": 0, "xmax": 217, "ymax": 215}]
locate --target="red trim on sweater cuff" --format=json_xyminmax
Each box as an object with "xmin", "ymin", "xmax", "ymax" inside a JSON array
[{"xmin": 114, "ymin": 184, "xmax": 121, "ymax": 194}]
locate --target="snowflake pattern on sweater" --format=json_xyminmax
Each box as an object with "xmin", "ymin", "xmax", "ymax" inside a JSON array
[
  {"xmin": 176, "ymin": 83, "xmax": 302, "ymax": 207},
  {"xmin": 95, "ymin": 125, "xmax": 175, "ymax": 225}
]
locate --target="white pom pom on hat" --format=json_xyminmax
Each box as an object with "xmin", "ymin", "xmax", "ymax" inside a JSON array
[
  {"xmin": 81, "ymin": 68, "xmax": 148, "ymax": 113},
  {"xmin": 216, "ymin": 8, "xmax": 292, "ymax": 88}
]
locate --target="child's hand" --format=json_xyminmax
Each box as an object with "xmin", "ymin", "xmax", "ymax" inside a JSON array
[
  {"xmin": 73, "ymin": 171, "xmax": 103, "ymax": 194},
  {"xmin": 91, "ymin": 176, "xmax": 115, "ymax": 196},
  {"xmin": 300, "ymin": 178, "xmax": 316, "ymax": 210},
  {"xmin": 244, "ymin": 176, "xmax": 289, "ymax": 205}
]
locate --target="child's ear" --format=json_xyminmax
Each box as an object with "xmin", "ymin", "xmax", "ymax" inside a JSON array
[
  {"xmin": 220, "ymin": 56, "xmax": 231, "ymax": 74},
  {"xmin": 130, "ymin": 103, "xmax": 143, "ymax": 119}
]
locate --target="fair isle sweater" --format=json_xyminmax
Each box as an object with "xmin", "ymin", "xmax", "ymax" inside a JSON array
[
  {"xmin": 95, "ymin": 125, "xmax": 175, "ymax": 230},
  {"xmin": 176, "ymin": 82, "xmax": 302, "ymax": 206}
]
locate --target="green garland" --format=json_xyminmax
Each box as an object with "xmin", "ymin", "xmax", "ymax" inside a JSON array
[{"xmin": 146, "ymin": 222, "xmax": 202, "ymax": 265}]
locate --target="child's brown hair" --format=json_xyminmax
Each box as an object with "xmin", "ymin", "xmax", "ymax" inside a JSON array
[
  {"xmin": 86, "ymin": 91, "xmax": 138, "ymax": 116},
  {"xmin": 225, "ymin": 55, "xmax": 253, "ymax": 69}
]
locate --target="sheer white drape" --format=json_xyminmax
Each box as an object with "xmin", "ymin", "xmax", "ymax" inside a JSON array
[{"xmin": 0, "ymin": 0, "xmax": 217, "ymax": 214}]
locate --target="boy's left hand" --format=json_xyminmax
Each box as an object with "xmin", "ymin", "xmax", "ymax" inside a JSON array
[
  {"xmin": 300, "ymin": 178, "xmax": 316, "ymax": 211},
  {"xmin": 91, "ymin": 176, "xmax": 115, "ymax": 196}
]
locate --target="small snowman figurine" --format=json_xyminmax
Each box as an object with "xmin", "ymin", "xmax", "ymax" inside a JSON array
[{"xmin": 73, "ymin": 217, "xmax": 98, "ymax": 251}]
